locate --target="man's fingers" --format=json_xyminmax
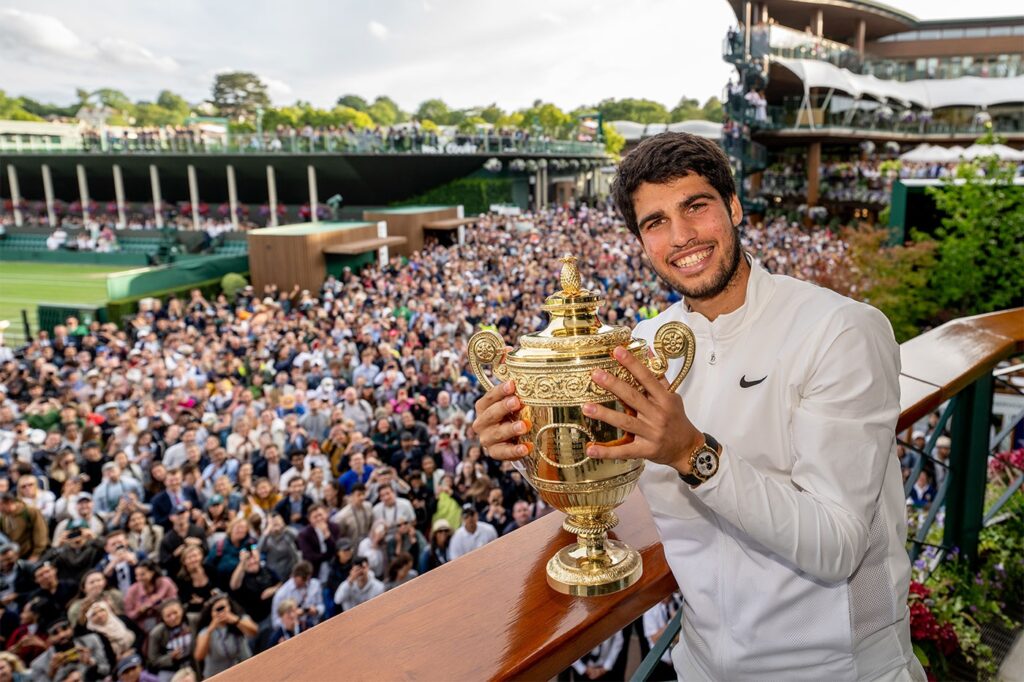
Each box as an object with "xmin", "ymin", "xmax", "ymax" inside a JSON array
[
  {"xmin": 610, "ymin": 346, "xmax": 670, "ymax": 400},
  {"xmin": 473, "ymin": 380, "xmax": 517, "ymax": 420},
  {"xmin": 486, "ymin": 442, "xmax": 531, "ymax": 461},
  {"xmin": 591, "ymin": 364, "xmax": 647, "ymax": 412},
  {"xmin": 582, "ymin": 402, "xmax": 649, "ymax": 439},
  {"xmin": 476, "ymin": 393, "xmax": 523, "ymax": 434},
  {"xmin": 586, "ymin": 441, "xmax": 639, "ymax": 460},
  {"xmin": 478, "ymin": 418, "xmax": 530, "ymax": 449}
]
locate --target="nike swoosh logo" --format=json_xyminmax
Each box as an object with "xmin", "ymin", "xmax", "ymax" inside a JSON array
[{"xmin": 739, "ymin": 375, "xmax": 767, "ymax": 388}]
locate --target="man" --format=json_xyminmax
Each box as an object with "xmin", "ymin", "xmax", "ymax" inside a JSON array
[
  {"xmin": 229, "ymin": 546, "xmax": 281, "ymax": 625},
  {"xmin": 98, "ymin": 529, "xmax": 144, "ymax": 594},
  {"xmin": 49, "ymin": 519, "xmax": 104, "ymax": 585},
  {"xmin": 340, "ymin": 387, "xmax": 374, "ymax": 435},
  {"xmin": 933, "ymin": 435, "xmax": 952, "ymax": 489},
  {"xmin": 332, "ymin": 483, "xmax": 373, "ymax": 548},
  {"xmin": 15, "ymin": 474, "xmax": 56, "ymax": 520},
  {"xmin": 52, "ymin": 493, "xmax": 105, "ymax": 543},
  {"xmin": 201, "ymin": 446, "xmax": 240, "ymax": 489},
  {"xmin": 0, "ymin": 542, "xmax": 35, "ymax": 611},
  {"xmin": 502, "ymin": 500, "xmax": 534, "ymax": 535},
  {"xmin": 333, "ymin": 555, "xmax": 385, "ymax": 612},
  {"xmin": 150, "ymin": 468, "xmax": 201, "ymax": 528},
  {"xmin": 296, "ymin": 504, "xmax": 341, "ymax": 579},
  {"xmin": 474, "ymin": 133, "xmax": 920, "ymax": 680},
  {"xmin": 372, "ymin": 485, "xmax": 415, "ymax": 533},
  {"xmin": 29, "ymin": 617, "xmax": 111, "ymax": 682},
  {"xmin": 274, "ymin": 476, "xmax": 314, "ymax": 529},
  {"xmin": 114, "ymin": 652, "xmax": 144, "ymax": 682},
  {"xmin": 0, "ymin": 492, "xmax": 48, "ymax": 561},
  {"xmin": 338, "ymin": 452, "xmax": 374, "ymax": 494},
  {"xmin": 29, "ymin": 562, "xmax": 77, "ymax": 630},
  {"xmin": 158, "ymin": 504, "xmax": 207, "ymax": 576},
  {"xmin": 91, "ymin": 462, "xmax": 145, "ymax": 519},
  {"xmin": 447, "ymin": 504, "xmax": 497, "ymax": 560},
  {"xmin": 270, "ymin": 560, "xmax": 324, "ymax": 628},
  {"xmin": 253, "ymin": 443, "xmax": 286, "ymax": 488}
]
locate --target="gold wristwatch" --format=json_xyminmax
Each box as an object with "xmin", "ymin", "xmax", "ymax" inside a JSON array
[{"xmin": 678, "ymin": 433, "xmax": 722, "ymax": 487}]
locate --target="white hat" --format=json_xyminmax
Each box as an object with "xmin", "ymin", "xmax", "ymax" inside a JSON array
[
  {"xmin": 29, "ymin": 429, "xmax": 46, "ymax": 445},
  {"xmin": 936, "ymin": 436, "xmax": 952, "ymax": 449},
  {"xmin": 911, "ymin": 430, "xmax": 925, "ymax": 441}
]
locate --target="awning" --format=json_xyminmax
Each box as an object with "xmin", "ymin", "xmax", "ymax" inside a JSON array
[
  {"xmin": 773, "ymin": 57, "xmax": 1024, "ymax": 109},
  {"xmin": 899, "ymin": 142, "xmax": 1024, "ymax": 163},
  {"xmin": 424, "ymin": 217, "xmax": 477, "ymax": 230},
  {"xmin": 322, "ymin": 236, "xmax": 407, "ymax": 255},
  {"xmin": 608, "ymin": 119, "xmax": 722, "ymax": 142}
]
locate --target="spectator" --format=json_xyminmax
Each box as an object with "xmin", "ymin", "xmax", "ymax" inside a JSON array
[
  {"xmin": 124, "ymin": 560, "xmax": 178, "ymax": 631},
  {"xmin": 333, "ymin": 556, "xmax": 384, "ymax": 612},
  {"xmin": 146, "ymin": 599, "xmax": 197, "ymax": 682},
  {"xmin": 204, "ymin": 519, "xmax": 252, "ymax": 588},
  {"xmin": 419, "ymin": 519, "xmax": 452, "ymax": 573},
  {"xmin": 175, "ymin": 546, "xmax": 213, "ymax": 615},
  {"xmin": 269, "ymin": 561, "xmax": 323, "ymax": 629},
  {"xmin": 385, "ymin": 552, "xmax": 418, "ymax": 590},
  {"xmin": 29, "ymin": 617, "xmax": 110, "ymax": 682},
  {"xmin": 502, "ymin": 500, "xmax": 534, "ymax": 535},
  {"xmin": 447, "ymin": 504, "xmax": 497, "ymax": 560},
  {"xmin": 264, "ymin": 598, "xmax": 304, "ymax": 649},
  {"xmin": 193, "ymin": 593, "xmax": 257, "ymax": 678},
  {"xmin": 0, "ymin": 493, "xmax": 48, "ymax": 561},
  {"xmin": 256, "ymin": 513, "xmax": 300, "ymax": 581},
  {"xmin": 83, "ymin": 599, "xmax": 136, "ymax": 658}
]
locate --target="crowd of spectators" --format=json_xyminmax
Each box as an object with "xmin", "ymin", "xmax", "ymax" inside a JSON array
[
  {"xmin": 757, "ymin": 158, "xmax": 892, "ymax": 206},
  {"xmin": 0, "ymin": 203, "xmax": 699, "ymax": 680}
]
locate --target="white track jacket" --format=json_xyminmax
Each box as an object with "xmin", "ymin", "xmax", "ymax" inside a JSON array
[{"xmin": 634, "ymin": 258, "xmax": 923, "ymax": 681}]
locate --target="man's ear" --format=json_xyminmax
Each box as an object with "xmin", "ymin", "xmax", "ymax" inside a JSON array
[{"xmin": 729, "ymin": 194, "xmax": 743, "ymax": 228}]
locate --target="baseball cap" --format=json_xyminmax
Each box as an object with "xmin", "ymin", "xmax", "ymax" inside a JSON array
[
  {"xmin": 431, "ymin": 518, "xmax": 452, "ymax": 534},
  {"xmin": 335, "ymin": 538, "xmax": 353, "ymax": 552},
  {"xmin": 207, "ymin": 494, "xmax": 225, "ymax": 507},
  {"xmin": 115, "ymin": 653, "xmax": 144, "ymax": 676},
  {"xmin": 170, "ymin": 504, "xmax": 189, "ymax": 516},
  {"xmin": 75, "ymin": 492, "xmax": 93, "ymax": 503},
  {"xmin": 461, "ymin": 502, "xmax": 477, "ymax": 516},
  {"xmin": 936, "ymin": 436, "xmax": 952, "ymax": 448},
  {"xmin": 911, "ymin": 430, "xmax": 925, "ymax": 441}
]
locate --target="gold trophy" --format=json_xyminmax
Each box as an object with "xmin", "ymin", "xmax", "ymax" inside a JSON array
[{"xmin": 468, "ymin": 255, "xmax": 695, "ymax": 596}]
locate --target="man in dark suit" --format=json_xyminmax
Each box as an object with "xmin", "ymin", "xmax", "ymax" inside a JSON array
[
  {"xmin": 296, "ymin": 504, "xmax": 341, "ymax": 578},
  {"xmin": 150, "ymin": 468, "xmax": 201, "ymax": 528},
  {"xmin": 252, "ymin": 444, "xmax": 289, "ymax": 489},
  {"xmin": 273, "ymin": 476, "xmax": 314, "ymax": 529}
]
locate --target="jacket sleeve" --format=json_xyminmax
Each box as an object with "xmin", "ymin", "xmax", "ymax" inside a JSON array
[
  {"xmin": 147, "ymin": 627, "xmax": 174, "ymax": 670},
  {"xmin": 692, "ymin": 305, "xmax": 901, "ymax": 583},
  {"xmin": 31, "ymin": 510, "xmax": 49, "ymax": 556}
]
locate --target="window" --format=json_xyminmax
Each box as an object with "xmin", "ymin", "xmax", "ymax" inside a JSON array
[
  {"xmin": 917, "ymin": 29, "xmax": 941, "ymax": 40},
  {"xmin": 964, "ymin": 27, "xmax": 987, "ymax": 38},
  {"xmin": 988, "ymin": 26, "xmax": 1011, "ymax": 37},
  {"xmin": 941, "ymin": 28, "xmax": 965, "ymax": 39}
]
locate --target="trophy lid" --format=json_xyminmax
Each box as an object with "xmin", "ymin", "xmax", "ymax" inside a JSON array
[{"xmin": 511, "ymin": 255, "xmax": 636, "ymax": 360}]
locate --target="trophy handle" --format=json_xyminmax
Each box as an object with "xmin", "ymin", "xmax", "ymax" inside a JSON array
[
  {"xmin": 647, "ymin": 322, "xmax": 696, "ymax": 394},
  {"xmin": 467, "ymin": 330, "xmax": 510, "ymax": 392}
]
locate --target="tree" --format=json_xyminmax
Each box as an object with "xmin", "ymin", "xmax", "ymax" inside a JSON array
[
  {"xmin": 925, "ymin": 149, "xmax": 1024, "ymax": 317},
  {"xmin": 157, "ymin": 90, "xmax": 190, "ymax": 117},
  {"xmin": 336, "ymin": 94, "xmax": 369, "ymax": 111},
  {"xmin": 602, "ymin": 122, "xmax": 625, "ymax": 159},
  {"xmin": 595, "ymin": 98, "xmax": 669, "ymax": 124},
  {"xmin": 416, "ymin": 99, "xmax": 451, "ymax": 125},
  {"xmin": 669, "ymin": 96, "xmax": 703, "ymax": 122},
  {"xmin": 331, "ymin": 106, "xmax": 374, "ymax": 128},
  {"xmin": 211, "ymin": 72, "xmax": 270, "ymax": 120},
  {"xmin": 133, "ymin": 102, "xmax": 180, "ymax": 127},
  {"xmin": 0, "ymin": 91, "xmax": 44, "ymax": 121},
  {"xmin": 93, "ymin": 88, "xmax": 133, "ymax": 113},
  {"xmin": 827, "ymin": 225, "xmax": 940, "ymax": 342},
  {"xmin": 479, "ymin": 104, "xmax": 506, "ymax": 125},
  {"xmin": 517, "ymin": 101, "xmax": 573, "ymax": 137},
  {"xmin": 701, "ymin": 96, "xmax": 724, "ymax": 122}
]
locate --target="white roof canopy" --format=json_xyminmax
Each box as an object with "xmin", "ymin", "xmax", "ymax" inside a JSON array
[
  {"xmin": 899, "ymin": 142, "xmax": 1024, "ymax": 162},
  {"xmin": 608, "ymin": 120, "xmax": 722, "ymax": 142},
  {"xmin": 774, "ymin": 57, "xmax": 1024, "ymax": 109}
]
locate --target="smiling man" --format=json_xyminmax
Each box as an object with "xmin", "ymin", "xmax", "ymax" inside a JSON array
[{"xmin": 474, "ymin": 133, "xmax": 922, "ymax": 680}]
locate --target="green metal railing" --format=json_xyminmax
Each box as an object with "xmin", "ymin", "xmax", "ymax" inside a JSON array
[{"xmin": 0, "ymin": 132, "xmax": 607, "ymax": 157}]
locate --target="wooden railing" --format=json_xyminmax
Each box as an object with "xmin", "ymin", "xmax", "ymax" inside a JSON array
[{"xmin": 214, "ymin": 308, "xmax": 1023, "ymax": 681}]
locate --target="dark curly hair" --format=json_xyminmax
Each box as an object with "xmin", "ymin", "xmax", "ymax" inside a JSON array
[{"xmin": 612, "ymin": 132, "xmax": 737, "ymax": 239}]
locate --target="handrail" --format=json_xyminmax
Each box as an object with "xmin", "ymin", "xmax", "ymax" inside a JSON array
[{"xmin": 212, "ymin": 308, "xmax": 1023, "ymax": 681}]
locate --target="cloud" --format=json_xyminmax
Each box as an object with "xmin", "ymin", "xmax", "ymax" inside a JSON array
[
  {"xmin": 0, "ymin": 8, "xmax": 178, "ymax": 74},
  {"xmin": 539, "ymin": 11, "xmax": 564, "ymax": 25},
  {"xmin": 0, "ymin": 8, "xmax": 91, "ymax": 57},
  {"xmin": 98, "ymin": 38, "xmax": 178, "ymax": 72},
  {"xmin": 263, "ymin": 77, "xmax": 293, "ymax": 100},
  {"xmin": 368, "ymin": 21, "xmax": 389, "ymax": 40}
]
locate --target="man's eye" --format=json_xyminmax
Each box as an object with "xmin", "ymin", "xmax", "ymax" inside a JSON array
[{"xmin": 688, "ymin": 203, "xmax": 707, "ymax": 213}]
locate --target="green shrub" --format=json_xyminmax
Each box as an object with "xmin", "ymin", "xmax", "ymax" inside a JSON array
[{"xmin": 221, "ymin": 272, "xmax": 249, "ymax": 299}]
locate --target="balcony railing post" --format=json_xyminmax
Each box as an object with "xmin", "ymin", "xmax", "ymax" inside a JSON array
[{"xmin": 943, "ymin": 371, "xmax": 994, "ymax": 565}]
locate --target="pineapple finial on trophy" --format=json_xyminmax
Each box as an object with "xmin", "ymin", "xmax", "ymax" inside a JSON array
[{"xmin": 559, "ymin": 254, "xmax": 581, "ymax": 296}]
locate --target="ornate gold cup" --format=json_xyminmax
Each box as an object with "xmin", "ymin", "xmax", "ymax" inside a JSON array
[{"xmin": 468, "ymin": 255, "xmax": 695, "ymax": 596}]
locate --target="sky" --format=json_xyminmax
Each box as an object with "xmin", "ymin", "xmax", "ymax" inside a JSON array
[{"xmin": 0, "ymin": 0, "xmax": 1020, "ymax": 113}]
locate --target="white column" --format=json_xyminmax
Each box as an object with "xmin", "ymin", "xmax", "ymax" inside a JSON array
[
  {"xmin": 307, "ymin": 164, "xmax": 319, "ymax": 223},
  {"xmin": 377, "ymin": 220, "xmax": 389, "ymax": 266},
  {"xmin": 6, "ymin": 165, "xmax": 23, "ymax": 227},
  {"xmin": 76, "ymin": 164, "xmax": 91, "ymax": 224},
  {"xmin": 112, "ymin": 165, "xmax": 127, "ymax": 228},
  {"xmin": 266, "ymin": 165, "xmax": 279, "ymax": 227},
  {"xmin": 456, "ymin": 204, "xmax": 466, "ymax": 246},
  {"xmin": 149, "ymin": 164, "xmax": 164, "ymax": 229},
  {"xmin": 226, "ymin": 164, "xmax": 239, "ymax": 232},
  {"xmin": 814, "ymin": 9, "xmax": 823, "ymax": 37},
  {"xmin": 187, "ymin": 164, "xmax": 201, "ymax": 231},
  {"xmin": 41, "ymin": 164, "xmax": 57, "ymax": 228}
]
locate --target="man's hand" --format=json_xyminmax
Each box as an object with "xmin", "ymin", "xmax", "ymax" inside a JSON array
[
  {"xmin": 583, "ymin": 346, "xmax": 702, "ymax": 475},
  {"xmin": 472, "ymin": 379, "xmax": 530, "ymax": 461},
  {"xmin": 585, "ymin": 665, "xmax": 606, "ymax": 680}
]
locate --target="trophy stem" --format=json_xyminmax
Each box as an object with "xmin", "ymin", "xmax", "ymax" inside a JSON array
[{"xmin": 546, "ymin": 512, "xmax": 643, "ymax": 597}]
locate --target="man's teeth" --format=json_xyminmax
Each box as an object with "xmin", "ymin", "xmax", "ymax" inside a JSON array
[{"xmin": 673, "ymin": 248, "xmax": 711, "ymax": 267}]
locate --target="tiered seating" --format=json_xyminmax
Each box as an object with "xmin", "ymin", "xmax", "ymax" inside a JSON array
[
  {"xmin": 0, "ymin": 234, "xmax": 49, "ymax": 250},
  {"xmin": 214, "ymin": 240, "xmax": 248, "ymax": 256},
  {"xmin": 119, "ymin": 237, "xmax": 165, "ymax": 254}
]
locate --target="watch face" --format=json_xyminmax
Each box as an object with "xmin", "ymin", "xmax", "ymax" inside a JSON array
[{"xmin": 694, "ymin": 449, "xmax": 718, "ymax": 477}]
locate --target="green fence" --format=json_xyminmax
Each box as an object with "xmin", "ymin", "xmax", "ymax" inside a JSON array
[{"xmin": 0, "ymin": 248, "xmax": 152, "ymax": 266}]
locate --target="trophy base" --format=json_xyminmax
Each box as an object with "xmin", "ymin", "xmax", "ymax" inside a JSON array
[{"xmin": 546, "ymin": 538, "xmax": 643, "ymax": 597}]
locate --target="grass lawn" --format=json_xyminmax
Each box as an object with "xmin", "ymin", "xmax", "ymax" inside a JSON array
[{"xmin": 0, "ymin": 262, "xmax": 131, "ymax": 345}]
